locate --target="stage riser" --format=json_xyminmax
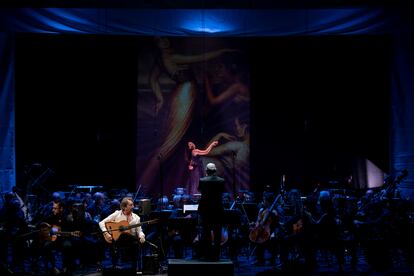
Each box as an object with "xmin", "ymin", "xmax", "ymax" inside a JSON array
[
  {"xmin": 168, "ymin": 259, "xmax": 234, "ymax": 276},
  {"xmin": 142, "ymin": 255, "xmax": 160, "ymax": 275},
  {"xmin": 102, "ymin": 268, "xmax": 135, "ymax": 275}
]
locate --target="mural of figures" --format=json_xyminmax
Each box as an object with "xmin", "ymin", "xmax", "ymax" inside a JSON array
[
  {"xmin": 203, "ymin": 117, "xmax": 250, "ymax": 193},
  {"xmin": 136, "ymin": 37, "xmax": 250, "ymax": 198},
  {"xmin": 201, "ymin": 57, "xmax": 250, "ymax": 193}
]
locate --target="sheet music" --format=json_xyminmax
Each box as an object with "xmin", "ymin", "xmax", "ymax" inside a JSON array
[{"xmin": 183, "ymin": 204, "xmax": 198, "ymax": 213}]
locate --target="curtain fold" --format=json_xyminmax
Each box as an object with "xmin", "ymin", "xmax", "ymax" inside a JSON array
[
  {"xmin": 1, "ymin": 8, "xmax": 386, "ymax": 36},
  {"xmin": 0, "ymin": 32, "xmax": 15, "ymax": 196}
]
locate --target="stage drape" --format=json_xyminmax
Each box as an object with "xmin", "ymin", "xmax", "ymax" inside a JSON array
[
  {"xmin": 390, "ymin": 10, "xmax": 414, "ymax": 197},
  {"xmin": 0, "ymin": 33, "xmax": 15, "ymax": 195},
  {"xmin": 1, "ymin": 7, "xmax": 414, "ymax": 198}
]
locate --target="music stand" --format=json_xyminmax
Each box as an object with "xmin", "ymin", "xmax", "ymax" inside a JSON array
[
  {"xmin": 223, "ymin": 209, "xmax": 242, "ymax": 227},
  {"xmin": 236, "ymin": 202, "xmax": 258, "ymax": 224},
  {"xmin": 183, "ymin": 204, "xmax": 198, "ymax": 214}
]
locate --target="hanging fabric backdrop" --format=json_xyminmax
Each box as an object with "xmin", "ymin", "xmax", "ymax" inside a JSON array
[{"xmin": 1, "ymin": 8, "xmax": 414, "ymax": 199}]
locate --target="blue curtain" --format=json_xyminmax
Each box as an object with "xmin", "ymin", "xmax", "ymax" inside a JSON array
[
  {"xmin": 390, "ymin": 11, "xmax": 414, "ymax": 197},
  {"xmin": 0, "ymin": 32, "xmax": 15, "ymax": 195},
  {"xmin": 0, "ymin": 8, "xmax": 386, "ymax": 35}
]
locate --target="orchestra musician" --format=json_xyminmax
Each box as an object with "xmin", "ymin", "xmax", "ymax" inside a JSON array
[
  {"xmin": 33, "ymin": 200, "xmax": 76, "ymax": 275},
  {"xmin": 0, "ymin": 192, "xmax": 29, "ymax": 273},
  {"xmin": 167, "ymin": 194, "xmax": 195, "ymax": 259},
  {"xmin": 249, "ymin": 191, "xmax": 279, "ymax": 266}
]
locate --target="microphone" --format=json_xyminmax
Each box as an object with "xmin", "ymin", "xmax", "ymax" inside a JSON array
[{"xmin": 146, "ymin": 240, "xmax": 158, "ymax": 249}]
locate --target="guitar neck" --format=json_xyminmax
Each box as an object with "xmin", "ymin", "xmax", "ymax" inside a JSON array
[
  {"xmin": 124, "ymin": 222, "xmax": 144, "ymax": 231},
  {"xmin": 59, "ymin": 232, "xmax": 75, "ymax": 236},
  {"xmin": 126, "ymin": 219, "xmax": 157, "ymax": 230}
]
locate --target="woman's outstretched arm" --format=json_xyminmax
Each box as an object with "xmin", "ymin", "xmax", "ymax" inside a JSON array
[{"xmin": 192, "ymin": 140, "xmax": 219, "ymax": 156}]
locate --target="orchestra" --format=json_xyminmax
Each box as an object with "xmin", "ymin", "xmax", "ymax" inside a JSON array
[{"xmin": 1, "ymin": 170, "xmax": 413, "ymax": 274}]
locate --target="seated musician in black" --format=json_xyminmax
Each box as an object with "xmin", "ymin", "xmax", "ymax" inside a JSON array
[
  {"xmin": 250, "ymin": 191, "xmax": 279, "ymax": 266},
  {"xmin": 304, "ymin": 191, "xmax": 344, "ymax": 272},
  {"xmin": 197, "ymin": 162, "xmax": 225, "ymax": 261},
  {"xmin": 34, "ymin": 200, "xmax": 75, "ymax": 275},
  {"xmin": 0, "ymin": 192, "xmax": 29, "ymax": 273},
  {"xmin": 167, "ymin": 194, "xmax": 197, "ymax": 259},
  {"xmin": 99, "ymin": 197, "xmax": 145, "ymax": 272},
  {"xmin": 87, "ymin": 192, "xmax": 106, "ymax": 223},
  {"xmin": 66, "ymin": 200, "xmax": 104, "ymax": 272},
  {"xmin": 32, "ymin": 191, "xmax": 62, "ymax": 223}
]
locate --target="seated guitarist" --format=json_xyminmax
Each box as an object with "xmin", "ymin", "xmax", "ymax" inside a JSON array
[
  {"xmin": 99, "ymin": 197, "xmax": 145, "ymax": 272},
  {"xmin": 33, "ymin": 200, "xmax": 75, "ymax": 275}
]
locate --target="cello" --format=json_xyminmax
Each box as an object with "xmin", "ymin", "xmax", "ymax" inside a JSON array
[{"xmin": 249, "ymin": 193, "xmax": 282, "ymax": 244}]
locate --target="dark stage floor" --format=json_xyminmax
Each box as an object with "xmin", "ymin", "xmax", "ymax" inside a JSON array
[
  {"xmin": 5, "ymin": 245, "xmax": 414, "ymax": 276},
  {"xmin": 75, "ymin": 253, "xmax": 414, "ymax": 276}
]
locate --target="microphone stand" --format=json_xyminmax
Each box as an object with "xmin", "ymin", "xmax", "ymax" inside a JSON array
[
  {"xmin": 232, "ymin": 151, "xmax": 237, "ymax": 200},
  {"xmin": 144, "ymin": 240, "xmax": 162, "ymax": 274},
  {"xmin": 68, "ymin": 185, "xmax": 78, "ymax": 199},
  {"xmin": 158, "ymin": 154, "xmax": 164, "ymax": 209},
  {"xmin": 146, "ymin": 240, "xmax": 158, "ymax": 250},
  {"xmin": 133, "ymin": 184, "xmax": 143, "ymax": 202}
]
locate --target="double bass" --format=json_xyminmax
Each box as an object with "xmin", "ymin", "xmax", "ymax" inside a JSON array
[{"xmin": 249, "ymin": 194, "xmax": 282, "ymax": 244}]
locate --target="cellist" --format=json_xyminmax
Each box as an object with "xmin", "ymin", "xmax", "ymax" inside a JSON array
[{"xmin": 249, "ymin": 192, "xmax": 280, "ymax": 266}]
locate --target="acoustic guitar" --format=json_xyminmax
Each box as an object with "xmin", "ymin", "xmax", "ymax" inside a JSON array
[
  {"xmin": 39, "ymin": 222, "xmax": 81, "ymax": 242},
  {"xmin": 103, "ymin": 219, "xmax": 159, "ymax": 243}
]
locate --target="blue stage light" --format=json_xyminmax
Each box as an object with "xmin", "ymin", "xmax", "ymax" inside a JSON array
[{"xmin": 180, "ymin": 10, "xmax": 234, "ymax": 33}]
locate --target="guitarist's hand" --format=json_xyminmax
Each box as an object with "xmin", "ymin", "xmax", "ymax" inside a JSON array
[
  {"xmin": 249, "ymin": 221, "xmax": 257, "ymax": 229},
  {"xmin": 139, "ymin": 236, "xmax": 146, "ymax": 244},
  {"xmin": 104, "ymin": 232, "xmax": 113, "ymax": 242}
]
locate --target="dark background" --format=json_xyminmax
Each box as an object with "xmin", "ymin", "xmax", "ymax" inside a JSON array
[
  {"xmin": 250, "ymin": 36, "xmax": 390, "ymax": 194},
  {"xmin": 15, "ymin": 34, "xmax": 138, "ymax": 191},
  {"xmin": 14, "ymin": 34, "xmax": 390, "ymax": 195}
]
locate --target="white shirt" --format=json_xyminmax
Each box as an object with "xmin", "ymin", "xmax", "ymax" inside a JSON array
[{"xmin": 99, "ymin": 210, "xmax": 145, "ymax": 239}]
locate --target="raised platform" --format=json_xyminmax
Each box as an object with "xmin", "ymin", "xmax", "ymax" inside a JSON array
[{"xmin": 168, "ymin": 258, "xmax": 234, "ymax": 276}]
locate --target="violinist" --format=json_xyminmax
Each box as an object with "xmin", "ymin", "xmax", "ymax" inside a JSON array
[{"xmin": 250, "ymin": 192, "xmax": 279, "ymax": 266}]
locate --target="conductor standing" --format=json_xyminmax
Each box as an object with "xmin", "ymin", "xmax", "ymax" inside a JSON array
[{"xmin": 197, "ymin": 163, "xmax": 225, "ymax": 261}]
